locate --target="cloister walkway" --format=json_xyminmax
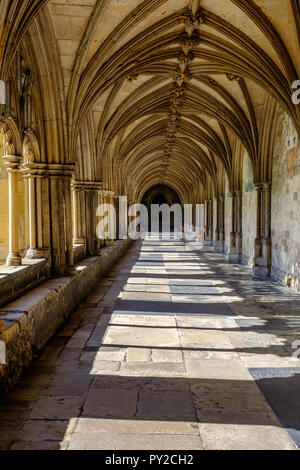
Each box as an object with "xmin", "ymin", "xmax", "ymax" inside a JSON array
[{"xmin": 1, "ymin": 236, "xmax": 300, "ymax": 450}]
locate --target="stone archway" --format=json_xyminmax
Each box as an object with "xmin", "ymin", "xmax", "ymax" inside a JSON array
[{"xmin": 141, "ymin": 184, "xmax": 182, "ymax": 232}]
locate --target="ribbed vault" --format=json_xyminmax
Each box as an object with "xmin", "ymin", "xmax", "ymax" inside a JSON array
[{"xmin": 1, "ymin": 0, "xmax": 300, "ymax": 203}]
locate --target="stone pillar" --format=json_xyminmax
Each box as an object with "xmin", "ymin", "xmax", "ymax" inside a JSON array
[
  {"xmin": 97, "ymin": 189, "xmax": 106, "ymax": 249},
  {"xmin": 22, "ymin": 163, "xmax": 49, "ymax": 259},
  {"xmin": 103, "ymin": 190, "xmax": 115, "ymax": 246},
  {"xmin": 3, "ymin": 156, "xmax": 22, "ymax": 266},
  {"xmin": 235, "ymin": 190, "xmax": 243, "ymax": 261},
  {"xmin": 215, "ymin": 196, "xmax": 225, "ymax": 253},
  {"xmin": 214, "ymin": 197, "xmax": 220, "ymax": 247},
  {"xmin": 71, "ymin": 181, "xmax": 86, "ymax": 246},
  {"xmin": 119, "ymin": 196, "xmax": 128, "ymax": 240},
  {"xmin": 204, "ymin": 199, "xmax": 213, "ymax": 246},
  {"xmin": 114, "ymin": 195, "xmax": 120, "ymax": 240},
  {"xmin": 85, "ymin": 182, "xmax": 103, "ymax": 255},
  {"xmin": 64, "ymin": 176, "xmax": 77, "ymax": 275},
  {"xmin": 48, "ymin": 164, "xmax": 75, "ymax": 275},
  {"xmin": 253, "ymin": 183, "xmax": 272, "ymax": 278},
  {"xmin": 228, "ymin": 191, "xmax": 242, "ymax": 263}
]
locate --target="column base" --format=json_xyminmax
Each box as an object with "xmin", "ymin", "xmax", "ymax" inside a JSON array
[
  {"xmin": 68, "ymin": 265, "xmax": 77, "ymax": 276},
  {"xmin": 73, "ymin": 238, "xmax": 86, "ymax": 245},
  {"xmin": 214, "ymin": 240, "xmax": 224, "ymax": 253},
  {"xmin": 105, "ymin": 240, "xmax": 115, "ymax": 247},
  {"xmin": 25, "ymin": 248, "xmax": 50, "ymax": 260},
  {"xmin": 228, "ymin": 251, "xmax": 241, "ymax": 264},
  {"xmin": 6, "ymin": 253, "xmax": 22, "ymax": 266},
  {"xmin": 253, "ymin": 257, "xmax": 270, "ymax": 279}
]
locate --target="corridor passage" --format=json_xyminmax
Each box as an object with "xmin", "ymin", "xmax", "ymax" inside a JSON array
[{"xmin": 1, "ymin": 236, "xmax": 300, "ymax": 450}]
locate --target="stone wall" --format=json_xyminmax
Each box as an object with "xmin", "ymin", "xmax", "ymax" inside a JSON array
[
  {"xmin": 271, "ymin": 110, "xmax": 300, "ymax": 289},
  {"xmin": 0, "ymin": 238, "xmax": 133, "ymax": 397},
  {"xmin": 242, "ymin": 150, "xmax": 256, "ymax": 267}
]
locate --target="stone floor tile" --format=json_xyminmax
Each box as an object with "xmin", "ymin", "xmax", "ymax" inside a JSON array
[
  {"xmin": 185, "ymin": 359, "xmax": 253, "ymax": 380},
  {"xmin": 119, "ymin": 361, "xmax": 186, "ymax": 377},
  {"xmin": 137, "ymin": 390, "xmax": 196, "ymax": 420},
  {"xmin": 199, "ymin": 422, "xmax": 295, "ymax": 450},
  {"xmin": 73, "ymin": 417, "xmax": 199, "ymax": 435},
  {"xmin": 179, "ymin": 329, "xmax": 231, "ymax": 346},
  {"xmin": 82, "ymin": 389, "xmax": 138, "ymax": 418},
  {"xmin": 127, "ymin": 348, "xmax": 151, "ymax": 362},
  {"xmin": 29, "ymin": 396, "xmax": 85, "ymax": 420},
  {"xmin": 67, "ymin": 432, "xmax": 203, "ymax": 450},
  {"xmin": 103, "ymin": 325, "xmax": 180, "ymax": 348},
  {"xmin": 151, "ymin": 348, "xmax": 183, "ymax": 363}
]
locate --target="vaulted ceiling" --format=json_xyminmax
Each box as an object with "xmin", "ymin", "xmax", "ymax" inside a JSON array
[{"xmin": 1, "ymin": 0, "xmax": 300, "ymax": 202}]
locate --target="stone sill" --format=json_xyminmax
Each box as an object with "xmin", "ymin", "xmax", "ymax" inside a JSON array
[
  {"xmin": 0, "ymin": 238, "xmax": 133, "ymax": 397},
  {"xmin": 0, "ymin": 259, "xmax": 49, "ymax": 309}
]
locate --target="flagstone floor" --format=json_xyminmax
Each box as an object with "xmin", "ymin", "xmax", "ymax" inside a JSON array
[{"xmin": 1, "ymin": 235, "xmax": 300, "ymax": 450}]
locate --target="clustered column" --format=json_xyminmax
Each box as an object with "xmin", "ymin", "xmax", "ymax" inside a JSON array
[
  {"xmin": 214, "ymin": 196, "xmax": 225, "ymax": 253},
  {"xmin": 48, "ymin": 164, "xmax": 76, "ymax": 275},
  {"xmin": 22, "ymin": 163, "xmax": 49, "ymax": 260},
  {"xmin": 253, "ymin": 182, "xmax": 272, "ymax": 278},
  {"xmin": 71, "ymin": 181, "xmax": 86, "ymax": 246},
  {"xmin": 204, "ymin": 199, "xmax": 213, "ymax": 246},
  {"xmin": 102, "ymin": 190, "xmax": 116, "ymax": 247},
  {"xmin": 3, "ymin": 155, "xmax": 22, "ymax": 266},
  {"xmin": 71, "ymin": 180, "xmax": 103, "ymax": 256},
  {"xmin": 85, "ymin": 182, "xmax": 103, "ymax": 255},
  {"xmin": 228, "ymin": 190, "xmax": 242, "ymax": 263}
]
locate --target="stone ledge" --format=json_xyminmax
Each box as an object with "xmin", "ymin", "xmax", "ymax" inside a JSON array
[
  {"xmin": 0, "ymin": 259, "xmax": 49, "ymax": 309},
  {"xmin": 0, "ymin": 238, "xmax": 133, "ymax": 397}
]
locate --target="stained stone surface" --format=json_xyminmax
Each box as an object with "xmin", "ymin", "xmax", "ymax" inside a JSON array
[{"xmin": 0, "ymin": 237, "xmax": 300, "ymax": 450}]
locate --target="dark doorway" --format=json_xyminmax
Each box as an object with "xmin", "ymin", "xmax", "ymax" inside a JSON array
[{"xmin": 141, "ymin": 185, "xmax": 182, "ymax": 233}]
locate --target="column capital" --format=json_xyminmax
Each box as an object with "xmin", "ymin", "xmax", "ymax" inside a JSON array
[
  {"xmin": 101, "ymin": 190, "xmax": 115, "ymax": 197},
  {"xmin": 254, "ymin": 182, "xmax": 265, "ymax": 191},
  {"xmin": 47, "ymin": 163, "xmax": 76, "ymax": 178},
  {"xmin": 71, "ymin": 180, "xmax": 103, "ymax": 191},
  {"xmin": 262, "ymin": 182, "xmax": 272, "ymax": 191},
  {"xmin": 2, "ymin": 155, "xmax": 22, "ymax": 171},
  {"xmin": 21, "ymin": 162, "xmax": 48, "ymax": 177}
]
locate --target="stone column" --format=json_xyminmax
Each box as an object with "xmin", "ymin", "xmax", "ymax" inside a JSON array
[
  {"xmin": 84, "ymin": 182, "xmax": 103, "ymax": 255},
  {"xmin": 209, "ymin": 199, "xmax": 213, "ymax": 245},
  {"xmin": 97, "ymin": 189, "xmax": 106, "ymax": 249},
  {"xmin": 104, "ymin": 190, "xmax": 115, "ymax": 246},
  {"xmin": 48, "ymin": 164, "xmax": 75, "ymax": 275},
  {"xmin": 64, "ymin": 176, "xmax": 77, "ymax": 275},
  {"xmin": 235, "ymin": 190, "xmax": 243, "ymax": 261},
  {"xmin": 119, "ymin": 196, "xmax": 128, "ymax": 240},
  {"xmin": 3, "ymin": 156, "xmax": 22, "ymax": 266},
  {"xmin": 71, "ymin": 181, "xmax": 86, "ymax": 246},
  {"xmin": 215, "ymin": 196, "xmax": 225, "ymax": 253},
  {"xmin": 114, "ymin": 195, "xmax": 120, "ymax": 240},
  {"xmin": 228, "ymin": 191, "xmax": 242, "ymax": 263},
  {"xmin": 214, "ymin": 197, "xmax": 220, "ymax": 247},
  {"xmin": 253, "ymin": 183, "xmax": 272, "ymax": 278},
  {"xmin": 22, "ymin": 163, "xmax": 48, "ymax": 259},
  {"xmin": 204, "ymin": 199, "xmax": 213, "ymax": 246}
]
